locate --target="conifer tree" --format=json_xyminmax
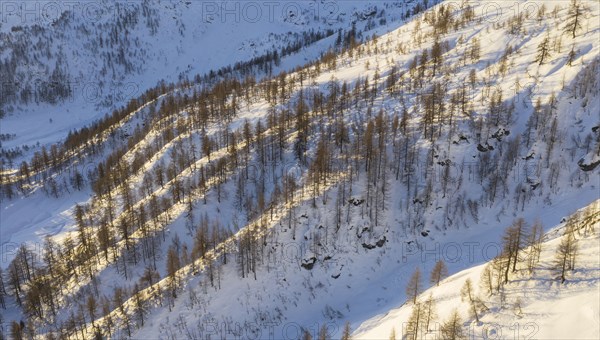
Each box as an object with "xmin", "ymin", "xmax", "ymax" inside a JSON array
[
  {"xmin": 430, "ymin": 260, "xmax": 448, "ymax": 286},
  {"xmin": 406, "ymin": 268, "xmax": 423, "ymax": 304}
]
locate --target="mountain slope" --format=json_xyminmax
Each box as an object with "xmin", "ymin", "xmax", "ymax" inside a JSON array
[
  {"xmin": 354, "ymin": 201, "xmax": 600, "ymax": 340},
  {"xmin": 0, "ymin": 0, "xmax": 599, "ymax": 339},
  {"xmin": 0, "ymin": 0, "xmax": 419, "ymax": 151}
]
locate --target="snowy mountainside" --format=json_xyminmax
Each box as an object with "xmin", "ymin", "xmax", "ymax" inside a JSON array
[
  {"xmin": 0, "ymin": 0, "xmax": 421, "ymax": 151},
  {"xmin": 354, "ymin": 200, "xmax": 600, "ymax": 340},
  {"xmin": 0, "ymin": 0, "xmax": 599, "ymax": 339}
]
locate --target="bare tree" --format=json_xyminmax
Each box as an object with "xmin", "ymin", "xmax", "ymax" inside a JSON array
[
  {"xmin": 554, "ymin": 220, "xmax": 578, "ymax": 283},
  {"xmin": 526, "ymin": 220, "xmax": 544, "ymax": 273},
  {"xmin": 500, "ymin": 219, "xmax": 528, "ymax": 283},
  {"xmin": 318, "ymin": 324, "xmax": 330, "ymax": 340},
  {"xmin": 535, "ymin": 34, "xmax": 551, "ymax": 65},
  {"xmin": 430, "ymin": 260, "xmax": 448, "ymax": 286},
  {"xmin": 565, "ymin": 0, "xmax": 585, "ymax": 38},
  {"xmin": 87, "ymin": 294, "xmax": 97, "ymax": 326},
  {"xmin": 441, "ymin": 309, "xmax": 465, "ymax": 340},
  {"xmin": 406, "ymin": 301, "xmax": 426, "ymax": 340},
  {"xmin": 406, "ymin": 268, "xmax": 423, "ymax": 304},
  {"xmin": 460, "ymin": 278, "xmax": 486, "ymax": 323},
  {"xmin": 0, "ymin": 268, "xmax": 6, "ymax": 309},
  {"xmin": 479, "ymin": 264, "xmax": 494, "ymax": 296},
  {"xmin": 132, "ymin": 283, "xmax": 147, "ymax": 327},
  {"xmin": 423, "ymin": 294, "xmax": 437, "ymax": 333},
  {"xmin": 341, "ymin": 322, "xmax": 351, "ymax": 340}
]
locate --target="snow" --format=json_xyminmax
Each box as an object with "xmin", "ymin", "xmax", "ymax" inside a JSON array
[
  {"xmin": 0, "ymin": 0, "xmax": 417, "ymax": 153},
  {"xmin": 0, "ymin": 0, "xmax": 429, "ymax": 265},
  {"xmin": 354, "ymin": 200, "xmax": 600, "ymax": 340},
  {"xmin": 125, "ymin": 0, "xmax": 600, "ymax": 336},
  {"xmin": 0, "ymin": 0, "xmax": 599, "ymax": 338}
]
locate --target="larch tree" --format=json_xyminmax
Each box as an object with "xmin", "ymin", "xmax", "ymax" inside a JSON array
[
  {"xmin": 389, "ymin": 328, "xmax": 396, "ymax": 340},
  {"xmin": 10, "ymin": 321, "xmax": 24, "ymax": 340},
  {"xmin": 166, "ymin": 245, "xmax": 181, "ymax": 302},
  {"xmin": 86, "ymin": 294, "xmax": 97, "ymax": 326},
  {"xmin": 554, "ymin": 220, "xmax": 579, "ymax": 283},
  {"xmin": 430, "ymin": 39, "xmax": 443, "ymax": 76},
  {"xmin": 500, "ymin": 219, "xmax": 528, "ymax": 283},
  {"xmin": 565, "ymin": 0, "xmax": 585, "ymax": 38},
  {"xmin": 423, "ymin": 294, "xmax": 437, "ymax": 333},
  {"xmin": 0, "ymin": 268, "xmax": 6, "ymax": 309},
  {"xmin": 440, "ymin": 309, "xmax": 465, "ymax": 340},
  {"xmin": 430, "ymin": 260, "xmax": 448, "ymax": 286},
  {"xmin": 460, "ymin": 278, "xmax": 486, "ymax": 323},
  {"xmin": 132, "ymin": 283, "xmax": 147, "ymax": 327},
  {"xmin": 535, "ymin": 34, "xmax": 551, "ymax": 65},
  {"xmin": 479, "ymin": 264, "xmax": 494, "ymax": 296},
  {"xmin": 318, "ymin": 324, "xmax": 330, "ymax": 340},
  {"xmin": 341, "ymin": 322, "xmax": 351, "ymax": 340},
  {"xmin": 526, "ymin": 220, "xmax": 544, "ymax": 273},
  {"xmin": 406, "ymin": 267, "xmax": 423, "ymax": 304},
  {"xmin": 510, "ymin": 219, "xmax": 528, "ymax": 273},
  {"xmin": 406, "ymin": 301, "xmax": 426, "ymax": 340}
]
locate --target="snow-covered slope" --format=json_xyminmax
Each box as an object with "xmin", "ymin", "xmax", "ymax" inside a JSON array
[
  {"xmin": 0, "ymin": 0, "xmax": 420, "ymax": 151},
  {"xmin": 354, "ymin": 201, "xmax": 600, "ymax": 340},
  {"xmin": 0, "ymin": 0, "xmax": 599, "ymax": 339}
]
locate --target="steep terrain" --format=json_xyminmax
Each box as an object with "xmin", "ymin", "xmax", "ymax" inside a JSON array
[
  {"xmin": 0, "ymin": 0, "xmax": 599, "ymax": 339},
  {"xmin": 0, "ymin": 0, "xmax": 419, "ymax": 151},
  {"xmin": 354, "ymin": 201, "xmax": 600, "ymax": 340}
]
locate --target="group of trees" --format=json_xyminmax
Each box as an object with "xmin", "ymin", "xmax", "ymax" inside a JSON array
[
  {"xmin": 534, "ymin": 0, "xmax": 588, "ymax": 65},
  {"xmin": 396, "ymin": 205, "xmax": 598, "ymax": 340},
  {"xmin": 478, "ymin": 213, "xmax": 584, "ymax": 300},
  {"xmin": 0, "ymin": 2, "xmax": 148, "ymax": 110},
  {"xmin": 0, "ymin": 10, "xmax": 362, "ymax": 200},
  {"xmin": 399, "ymin": 260, "xmax": 458, "ymax": 339},
  {"xmin": 395, "ymin": 260, "xmax": 464, "ymax": 340},
  {"xmin": 0, "ymin": 0, "xmax": 597, "ymax": 337}
]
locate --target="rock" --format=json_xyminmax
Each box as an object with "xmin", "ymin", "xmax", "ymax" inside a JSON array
[
  {"xmin": 375, "ymin": 236, "xmax": 387, "ymax": 247},
  {"xmin": 357, "ymin": 226, "xmax": 370, "ymax": 238},
  {"xmin": 459, "ymin": 135, "xmax": 470, "ymax": 143},
  {"xmin": 362, "ymin": 243, "xmax": 376, "ymax": 250},
  {"xmin": 362, "ymin": 235, "xmax": 387, "ymax": 249},
  {"xmin": 301, "ymin": 257, "xmax": 317, "ymax": 270},
  {"xmin": 348, "ymin": 198, "xmax": 365, "ymax": 206},
  {"xmin": 491, "ymin": 128, "xmax": 510, "ymax": 141},
  {"xmin": 578, "ymin": 158, "xmax": 600, "ymax": 171}
]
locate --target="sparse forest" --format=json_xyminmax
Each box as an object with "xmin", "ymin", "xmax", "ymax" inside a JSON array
[{"xmin": 0, "ymin": 0, "xmax": 599, "ymax": 338}]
